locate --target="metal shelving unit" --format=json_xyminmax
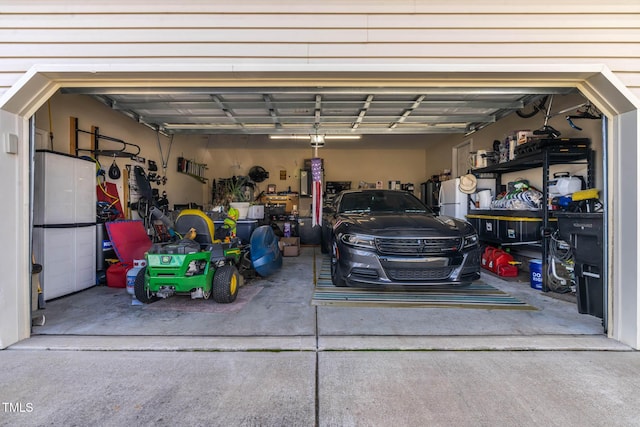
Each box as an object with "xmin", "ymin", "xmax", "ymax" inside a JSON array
[{"xmin": 472, "ymin": 138, "xmax": 594, "ymax": 291}]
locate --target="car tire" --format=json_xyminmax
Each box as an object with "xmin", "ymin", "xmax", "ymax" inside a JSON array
[
  {"xmin": 330, "ymin": 241, "xmax": 347, "ymax": 287},
  {"xmin": 133, "ymin": 267, "xmax": 158, "ymax": 304},
  {"xmin": 320, "ymin": 228, "xmax": 329, "ymax": 254},
  {"xmin": 212, "ymin": 264, "xmax": 239, "ymax": 304}
]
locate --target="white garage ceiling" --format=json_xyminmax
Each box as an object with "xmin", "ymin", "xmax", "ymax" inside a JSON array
[{"xmin": 61, "ymin": 86, "xmax": 576, "ymax": 137}]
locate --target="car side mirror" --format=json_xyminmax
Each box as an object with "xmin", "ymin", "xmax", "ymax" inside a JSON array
[{"xmin": 323, "ymin": 206, "xmax": 335, "ymax": 215}]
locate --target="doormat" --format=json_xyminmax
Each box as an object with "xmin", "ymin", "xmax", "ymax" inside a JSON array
[
  {"xmin": 312, "ymin": 258, "xmax": 535, "ymax": 310},
  {"xmin": 143, "ymin": 285, "xmax": 263, "ymax": 313}
]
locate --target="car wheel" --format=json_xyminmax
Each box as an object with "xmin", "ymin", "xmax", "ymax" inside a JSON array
[
  {"xmin": 133, "ymin": 267, "xmax": 158, "ymax": 304},
  {"xmin": 212, "ymin": 264, "xmax": 239, "ymax": 303},
  {"xmin": 320, "ymin": 228, "xmax": 329, "ymax": 254},
  {"xmin": 330, "ymin": 241, "xmax": 347, "ymax": 287}
]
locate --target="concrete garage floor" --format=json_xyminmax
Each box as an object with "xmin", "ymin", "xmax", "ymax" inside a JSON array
[
  {"xmin": 4, "ymin": 246, "xmax": 640, "ymax": 426},
  {"xmin": 30, "ymin": 246, "xmax": 604, "ymax": 337}
]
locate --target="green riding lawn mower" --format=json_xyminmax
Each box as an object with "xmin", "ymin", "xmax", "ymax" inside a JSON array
[
  {"xmin": 128, "ymin": 165, "xmax": 282, "ymax": 305},
  {"xmin": 133, "ymin": 208, "xmax": 251, "ymax": 304}
]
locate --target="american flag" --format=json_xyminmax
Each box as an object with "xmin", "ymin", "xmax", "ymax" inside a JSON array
[{"xmin": 311, "ymin": 158, "xmax": 323, "ymax": 227}]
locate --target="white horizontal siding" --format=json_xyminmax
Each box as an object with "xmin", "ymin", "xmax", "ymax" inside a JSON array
[
  {"xmin": 0, "ymin": 14, "xmax": 370, "ymax": 29},
  {"xmin": 616, "ymin": 72, "xmax": 640, "ymax": 88},
  {"xmin": 366, "ymin": 13, "xmax": 640, "ymax": 28},
  {"xmin": 1, "ymin": 43, "xmax": 634, "ymax": 59},
  {"xmin": 0, "ymin": 2, "xmax": 639, "ymax": 99},
  {"xmin": 1, "ymin": 13, "xmax": 638, "ymax": 29},
  {"xmin": 0, "ymin": 29, "xmax": 370, "ymax": 43},
  {"xmin": 306, "ymin": 43, "xmax": 636, "ymax": 58},
  {"xmin": 2, "ymin": 0, "xmax": 640, "ymax": 14},
  {"xmin": 3, "ymin": 28, "xmax": 640, "ymax": 44},
  {"xmin": 2, "ymin": 57, "xmax": 640, "ymax": 72}
]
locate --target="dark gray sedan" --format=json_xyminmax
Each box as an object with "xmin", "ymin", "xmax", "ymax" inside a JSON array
[{"xmin": 321, "ymin": 189, "xmax": 480, "ymax": 287}]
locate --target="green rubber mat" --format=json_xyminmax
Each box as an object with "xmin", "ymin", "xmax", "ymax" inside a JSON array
[{"xmin": 312, "ymin": 257, "xmax": 536, "ymax": 310}]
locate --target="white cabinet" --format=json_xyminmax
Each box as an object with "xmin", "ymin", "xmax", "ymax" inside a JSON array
[
  {"xmin": 33, "ymin": 151, "xmax": 97, "ymax": 300},
  {"xmin": 32, "ymin": 226, "xmax": 96, "ymax": 300}
]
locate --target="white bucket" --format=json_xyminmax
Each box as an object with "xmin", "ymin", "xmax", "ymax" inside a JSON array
[
  {"xmin": 229, "ymin": 202, "xmax": 250, "ymax": 219},
  {"xmin": 126, "ymin": 259, "xmax": 146, "ymax": 296},
  {"xmin": 477, "ymin": 190, "xmax": 492, "ymax": 209},
  {"xmin": 474, "ymin": 150, "xmax": 488, "ymax": 168}
]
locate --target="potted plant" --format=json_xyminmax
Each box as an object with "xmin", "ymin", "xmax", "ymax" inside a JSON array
[{"xmin": 225, "ymin": 176, "xmax": 252, "ymax": 219}]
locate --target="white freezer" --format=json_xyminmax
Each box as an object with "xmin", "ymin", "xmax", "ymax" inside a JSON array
[{"xmin": 438, "ymin": 177, "xmax": 495, "ymax": 221}]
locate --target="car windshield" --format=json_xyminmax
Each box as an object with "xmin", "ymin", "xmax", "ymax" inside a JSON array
[{"xmin": 338, "ymin": 191, "xmax": 430, "ymax": 214}]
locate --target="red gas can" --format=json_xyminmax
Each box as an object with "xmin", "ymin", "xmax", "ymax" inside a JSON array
[
  {"xmin": 497, "ymin": 264, "xmax": 519, "ymax": 277},
  {"xmin": 492, "ymin": 250, "xmax": 514, "ymax": 273},
  {"xmin": 482, "ymin": 246, "xmax": 498, "ymax": 270},
  {"xmin": 106, "ymin": 261, "xmax": 130, "ymax": 288}
]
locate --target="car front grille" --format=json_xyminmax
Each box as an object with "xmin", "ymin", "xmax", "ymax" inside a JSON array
[
  {"xmin": 375, "ymin": 237, "xmax": 462, "ymax": 255},
  {"xmin": 385, "ymin": 267, "xmax": 454, "ymax": 281},
  {"xmin": 350, "ymin": 267, "xmax": 380, "ymax": 279}
]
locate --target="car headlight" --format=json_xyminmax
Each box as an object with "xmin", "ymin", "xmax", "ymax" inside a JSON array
[
  {"xmin": 462, "ymin": 233, "xmax": 479, "ymax": 249},
  {"xmin": 340, "ymin": 233, "xmax": 376, "ymax": 249}
]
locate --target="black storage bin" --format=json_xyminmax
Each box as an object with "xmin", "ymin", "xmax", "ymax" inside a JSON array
[
  {"xmin": 467, "ymin": 212, "xmax": 551, "ymax": 244},
  {"xmin": 478, "ymin": 217, "xmax": 499, "ymax": 241},
  {"xmin": 498, "ymin": 217, "xmax": 546, "ymax": 243},
  {"xmin": 556, "ymin": 213, "xmax": 603, "ymax": 251},
  {"xmin": 297, "ymin": 217, "xmax": 322, "ymax": 245},
  {"xmin": 556, "ymin": 212, "xmax": 604, "ymax": 318},
  {"xmin": 575, "ymin": 264, "xmax": 603, "ymax": 319}
]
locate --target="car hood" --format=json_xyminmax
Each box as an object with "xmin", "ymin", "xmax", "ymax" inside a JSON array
[{"xmin": 335, "ymin": 213, "xmax": 473, "ymax": 237}]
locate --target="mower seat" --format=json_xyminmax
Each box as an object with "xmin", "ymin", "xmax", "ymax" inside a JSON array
[{"xmin": 175, "ymin": 209, "xmax": 216, "ymax": 246}]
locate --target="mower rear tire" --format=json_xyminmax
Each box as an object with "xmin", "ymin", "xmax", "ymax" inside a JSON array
[
  {"xmin": 134, "ymin": 267, "xmax": 158, "ymax": 304},
  {"xmin": 212, "ymin": 264, "xmax": 239, "ymax": 303}
]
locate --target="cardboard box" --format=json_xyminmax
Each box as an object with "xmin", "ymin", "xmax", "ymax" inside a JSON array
[
  {"xmin": 516, "ymin": 130, "xmax": 534, "ymax": 145},
  {"xmin": 280, "ymin": 237, "xmax": 300, "ymax": 257}
]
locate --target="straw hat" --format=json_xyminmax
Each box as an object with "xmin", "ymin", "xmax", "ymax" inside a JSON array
[{"xmin": 459, "ymin": 174, "xmax": 477, "ymax": 194}]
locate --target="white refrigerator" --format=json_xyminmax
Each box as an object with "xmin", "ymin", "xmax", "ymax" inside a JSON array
[
  {"xmin": 33, "ymin": 151, "xmax": 97, "ymax": 300},
  {"xmin": 438, "ymin": 177, "xmax": 495, "ymax": 220}
]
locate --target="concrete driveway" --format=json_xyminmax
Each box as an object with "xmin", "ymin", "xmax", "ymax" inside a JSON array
[{"xmin": 2, "ymin": 247, "xmax": 637, "ymax": 426}]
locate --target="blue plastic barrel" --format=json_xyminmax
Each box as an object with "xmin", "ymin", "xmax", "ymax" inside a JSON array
[{"xmin": 250, "ymin": 225, "xmax": 283, "ymax": 277}]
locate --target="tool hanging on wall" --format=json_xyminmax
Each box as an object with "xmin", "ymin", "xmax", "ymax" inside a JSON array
[
  {"xmin": 71, "ymin": 117, "xmax": 141, "ymax": 159},
  {"xmin": 108, "ymin": 155, "xmax": 121, "ymax": 179},
  {"xmin": 146, "ymin": 158, "xmax": 167, "ymax": 185},
  {"xmin": 88, "ymin": 156, "xmax": 124, "ymax": 220}
]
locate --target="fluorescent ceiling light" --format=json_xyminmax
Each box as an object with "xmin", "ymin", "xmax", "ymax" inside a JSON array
[
  {"xmin": 268, "ymin": 135, "xmax": 361, "ymax": 140},
  {"xmin": 310, "ymin": 134, "xmax": 325, "ymax": 148},
  {"xmin": 164, "ymin": 123, "xmax": 239, "ymax": 129},
  {"xmin": 268, "ymin": 135, "xmax": 311, "ymax": 140},
  {"xmin": 310, "ymin": 134, "xmax": 325, "ymax": 145},
  {"xmin": 325, "ymin": 135, "xmax": 362, "ymax": 140}
]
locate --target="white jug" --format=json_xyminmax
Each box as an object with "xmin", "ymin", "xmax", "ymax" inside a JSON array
[{"xmin": 477, "ymin": 190, "xmax": 492, "ymax": 209}]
